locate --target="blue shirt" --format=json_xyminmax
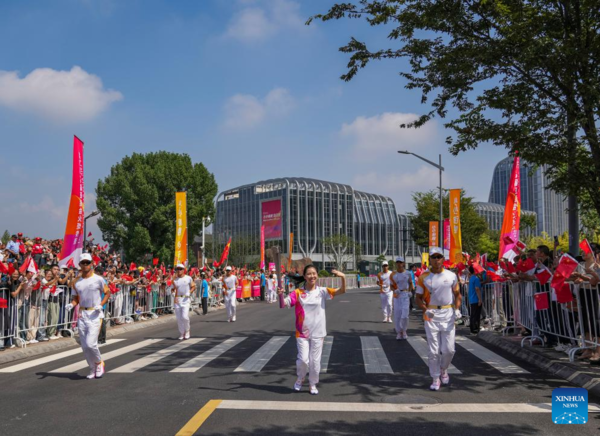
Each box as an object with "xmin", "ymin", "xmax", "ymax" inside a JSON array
[
  {"xmin": 6, "ymin": 240, "xmax": 20, "ymax": 255},
  {"xmin": 260, "ymin": 273, "xmax": 266, "ymax": 287},
  {"xmin": 201, "ymin": 279, "xmax": 209, "ymax": 298},
  {"xmin": 468, "ymin": 276, "xmax": 482, "ymax": 304}
]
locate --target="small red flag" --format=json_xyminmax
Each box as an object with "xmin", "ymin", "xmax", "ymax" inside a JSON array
[
  {"xmin": 534, "ymin": 267, "xmax": 552, "ymax": 286},
  {"xmin": 87, "ymin": 232, "xmax": 92, "ymax": 237},
  {"xmin": 0, "ymin": 262, "xmax": 8, "ymax": 274},
  {"xmin": 580, "ymin": 239, "xmax": 593, "ymax": 256},
  {"xmin": 505, "ymin": 261, "xmax": 516, "ymax": 274},
  {"xmin": 121, "ymin": 274, "xmax": 134, "ymax": 281},
  {"xmin": 109, "ymin": 283, "xmax": 119, "ymax": 294},
  {"xmin": 533, "ymin": 293, "xmax": 549, "ymax": 310},
  {"xmin": 456, "ymin": 262, "xmax": 466, "ymax": 273},
  {"xmin": 556, "ymin": 282, "xmax": 573, "ymax": 304},
  {"xmin": 517, "ymin": 258, "xmax": 536, "ymax": 273},
  {"xmin": 66, "ymin": 258, "xmax": 75, "ymax": 269},
  {"xmin": 502, "ymin": 235, "xmax": 514, "ymax": 245},
  {"xmin": 472, "ymin": 262, "xmax": 484, "ymax": 274},
  {"xmin": 555, "ymin": 254, "xmax": 578, "ymax": 280},
  {"xmin": 152, "ymin": 258, "xmax": 159, "ymax": 266},
  {"xmin": 515, "ymin": 240, "xmax": 527, "ymax": 251},
  {"xmin": 129, "ymin": 262, "xmax": 136, "ymax": 271},
  {"xmin": 487, "ymin": 262, "xmax": 499, "ymax": 272},
  {"xmin": 7, "ymin": 262, "xmax": 16, "ymax": 275}
]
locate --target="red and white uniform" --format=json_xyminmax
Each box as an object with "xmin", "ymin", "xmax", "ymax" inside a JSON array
[{"xmin": 284, "ymin": 287, "xmax": 335, "ymax": 387}]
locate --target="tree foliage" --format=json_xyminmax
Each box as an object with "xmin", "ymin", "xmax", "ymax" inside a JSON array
[
  {"xmin": 96, "ymin": 152, "xmax": 218, "ymax": 263},
  {"xmin": 322, "ymin": 233, "xmax": 359, "ymax": 270},
  {"xmin": 1, "ymin": 230, "xmax": 10, "ymax": 245},
  {"xmin": 409, "ymin": 190, "xmax": 488, "ymax": 255},
  {"xmin": 310, "ymin": 0, "xmax": 600, "ymax": 221}
]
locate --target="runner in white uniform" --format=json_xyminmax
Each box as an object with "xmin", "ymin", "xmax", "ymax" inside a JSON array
[
  {"xmin": 172, "ymin": 264, "xmax": 195, "ymax": 340},
  {"xmin": 65, "ymin": 253, "xmax": 110, "ymax": 380},
  {"xmin": 222, "ymin": 266, "xmax": 238, "ymax": 322},
  {"xmin": 415, "ymin": 247, "xmax": 462, "ymax": 391},
  {"xmin": 390, "ymin": 256, "xmax": 414, "ymax": 340},
  {"xmin": 279, "ymin": 265, "xmax": 346, "ymax": 395},
  {"xmin": 377, "ymin": 262, "xmax": 393, "ymax": 323}
]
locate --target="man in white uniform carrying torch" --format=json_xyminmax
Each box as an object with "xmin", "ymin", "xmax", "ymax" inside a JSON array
[
  {"xmin": 222, "ymin": 266, "xmax": 238, "ymax": 322},
  {"xmin": 172, "ymin": 264, "xmax": 195, "ymax": 340},
  {"xmin": 65, "ymin": 253, "xmax": 110, "ymax": 379},
  {"xmin": 415, "ymin": 247, "xmax": 462, "ymax": 391}
]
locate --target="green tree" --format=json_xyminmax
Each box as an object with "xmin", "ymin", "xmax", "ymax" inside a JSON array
[
  {"xmin": 409, "ymin": 190, "xmax": 488, "ymax": 255},
  {"xmin": 96, "ymin": 152, "xmax": 217, "ymax": 263},
  {"xmin": 477, "ymin": 231, "xmax": 499, "ymax": 260},
  {"xmin": 322, "ymin": 233, "xmax": 358, "ymax": 270},
  {"xmin": 519, "ymin": 214, "xmax": 537, "ymax": 237},
  {"xmin": 310, "ymin": 1, "xmax": 600, "ymax": 223},
  {"xmin": 1, "ymin": 230, "xmax": 10, "ymax": 245}
]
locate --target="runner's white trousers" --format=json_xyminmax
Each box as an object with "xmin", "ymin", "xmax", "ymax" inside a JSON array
[
  {"xmin": 424, "ymin": 319, "xmax": 456, "ymax": 379},
  {"xmin": 174, "ymin": 301, "xmax": 190, "ymax": 335},
  {"xmin": 78, "ymin": 310, "xmax": 103, "ymax": 370},
  {"xmin": 394, "ymin": 293, "xmax": 410, "ymax": 333},
  {"xmin": 380, "ymin": 292, "xmax": 393, "ymax": 318},
  {"xmin": 296, "ymin": 336, "xmax": 325, "ymax": 387}
]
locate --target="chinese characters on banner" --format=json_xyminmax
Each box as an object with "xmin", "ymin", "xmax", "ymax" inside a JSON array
[
  {"xmin": 58, "ymin": 136, "xmax": 85, "ymax": 268},
  {"xmin": 443, "ymin": 218, "xmax": 450, "ymax": 256},
  {"xmin": 499, "ymin": 155, "xmax": 521, "ymax": 261},
  {"xmin": 449, "ymin": 189, "xmax": 464, "ymax": 264},
  {"xmin": 429, "ymin": 221, "xmax": 439, "ymax": 248},
  {"xmin": 174, "ymin": 191, "xmax": 188, "ymax": 266},
  {"xmin": 288, "ymin": 232, "xmax": 294, "ymax": 270},
  {"xmin": 260, "ymin": 225, "xmax": 265, "ymax": 270},
  {"xmin": 261, "ymin": 199, "xmax": 282, "ymax": 240}
]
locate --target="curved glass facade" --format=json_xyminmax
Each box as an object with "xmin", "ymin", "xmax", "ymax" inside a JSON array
[
  {"xmin": 215, "ymin": 177, "xmax": 422, "ymax": 269},
  {"xmin": 474, "ymin": 202, "xmax": 537, "ymax": 238}
]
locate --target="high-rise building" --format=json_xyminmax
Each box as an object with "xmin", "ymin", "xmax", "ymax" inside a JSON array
[
  {"xmin": 214, "ymin": 177, "xmax": 423, "ymax": 270},
  {"xmin": 487, "ymin": 157, "xmax": 568, "ymax": 237}
]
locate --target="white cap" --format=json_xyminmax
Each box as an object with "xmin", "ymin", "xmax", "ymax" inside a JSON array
[
  {"xmin": 395, "ymin": 256, "xmax": 405, "ymax": 263},
  {"xmin": 225, "ymin": 266, "xmax": 232, "ymax": 271},
  {"xmin": 429, "ymin": 247, "xmax": 444, "ymax": 256},
  {"xmin": 79, "ymin": 253, "xmax": 92, "ymax": 263},
  {"xmin": 382, "ymin": 261, "xmax": 388, "ymax": 266},
  {"xmin": 175, "ymin": 263, "xmax": 185, "ymax": 269}
]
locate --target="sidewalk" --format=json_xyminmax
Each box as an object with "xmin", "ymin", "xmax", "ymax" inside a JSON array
[{"xmin": 478, "ymin": 329, "xmax": 600, "ymax": 397}]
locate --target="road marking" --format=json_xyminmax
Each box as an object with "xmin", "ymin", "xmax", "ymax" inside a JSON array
[
  {"xmin": 406, "ymin": 336, "xmax": 461, "ymax": 374},
  {"xmin": 171, "ymin": 338, "xmax": 246, "ymax": 373},
  {"xmin": 455, "ymin": 336, "xmax": 529, "ymax": 374},
  {"xmin": 320, "ymin": 336, "xmax": 333, "ymax": 373},
  {"xmin": 50, "ymin": 338, "xmax": 164, "ymax": 373},
  {"xmin": 360, "ymin": 336, "xmax": 393, "ymax": 374},
  {"xmin": 216, "ymin": 400, "xmax": 600, "ymax": 413},
  {"xmin": 0, "ymin": 339, "xmax": 125, "ymax": 373},
  {"xmin": 176, "ymin": 399, "xmax": 222, "ymax": 436},
  {"xmin": 234, "ymin": 336, "xmax": 289, "ymax": 372},
  {"xmin": 110, "ymin": 338, "xmax": 205, "ymax": 373}
]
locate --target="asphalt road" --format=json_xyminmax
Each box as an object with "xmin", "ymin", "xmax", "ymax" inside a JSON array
[{"xmin": 1, "ymin": 287, "xmax": 598, "ymax": 436}]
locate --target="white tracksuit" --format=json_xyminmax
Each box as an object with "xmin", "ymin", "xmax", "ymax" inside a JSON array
[
  {"xmin": 223, "ymin": 275, "xmax": 238, "ymax": 319},
  {"xmin": 392, "ymin": 271, "xmax": 412, "ymax": 333},
  {"xmin": 378, "ymin": 271, "xmax": 393, "ymax": 318},
  {"xmin": 173, "ymin": 276, "xmax": 193, "ymax": 335}
]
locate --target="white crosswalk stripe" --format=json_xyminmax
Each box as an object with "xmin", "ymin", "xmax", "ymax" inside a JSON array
[
  {"xmin": 406, "ymin": 336, "xmax": 462, "ymax": 374},
  {"xmin": 111, "ymin": 338, "xmax": 205, "ymax": 373},
  {"xmin": 361, "ymin": 336, "xmax": 393, "ymax": 374},
  {"xmin": 234, "ymin": 336, "xmax": 289, "ymax": 372},
  {"xmin": 0, "ymin": 334, "xmax": 530, "ymax": 376},
  {"xmin": 171, "ymin": 337, "xmax": 246, "ymax": 373},
  {"xmin": 50, "ymin": 338, "xmax": 164, "ymax": 373},
  {"xmin": 0, "ymin": 340, "xmax": 125, "ymax": 373},
  {"xmin": 320, "ymin": 336, "xmax": 334, "ymax": 373},
  {"xmin": 455, "ymin": 336, "xmax": 529, "ymax": 374}
]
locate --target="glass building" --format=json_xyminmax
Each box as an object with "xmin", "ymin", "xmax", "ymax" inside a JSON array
[
  {"xmin": 473, "ymin": 202, "xmax": 537, "ymax": 238},
  {"xmin": 488, "ymin": 157, "xmax": 568, "ymax": 237},
  {"xmin": 214, "ymin": 177, "xmax": 423, "ymax": 270}
]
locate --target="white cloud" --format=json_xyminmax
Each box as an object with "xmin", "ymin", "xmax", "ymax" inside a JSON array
[
  {"xmin": 0, "ymin": 66, "xmax": 123, "ymax": 123},
  {"xmin": 340, "ymin": 112, "xmax": 439, "ymax": 159},
  {"xmin": 223, "ymin": 87, "xmax": 294, "ymax": 129},
  {"xmin": 224, "ymin": 0, "xmax": 305, "ymax": 43}
]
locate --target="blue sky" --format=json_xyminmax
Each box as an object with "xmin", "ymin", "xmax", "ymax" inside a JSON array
[{"xmin": 0, "ymin": 0, "xmax": 509, "ymax": 241}]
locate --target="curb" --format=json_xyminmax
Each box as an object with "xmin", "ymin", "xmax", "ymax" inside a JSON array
[
  {"xmin": 0, "ymin": 305, "xmax": 222, "ymax": 366},
  {"xmin": 478, "ymin": 330, "xmax": 600, "ymax": 397}
]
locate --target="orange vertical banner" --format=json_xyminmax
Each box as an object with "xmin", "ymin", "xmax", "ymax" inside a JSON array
[
  {"xmin": 174, "ymin": 192, "xmax": 188, "ymax": 266},
  {"xmin": 428, "ymin": 221, "xmax": 439, "ymax": 248},
  {"xmin": 449, "ymin": 189, "xmax": 463, "ymax": 264},
  {"xmin": 287, "ymin": 232, "xmax": 294, "ymax": 270}
]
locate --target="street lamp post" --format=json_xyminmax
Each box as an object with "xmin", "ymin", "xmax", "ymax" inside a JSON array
[
  {"xmin": 201, "ymin": 217, "xmax": 211, "ymax": 268},
  {"xmin": 83, "ymin": 210, "xmax": 101, "ymax": 253},
  {"xmin": 398, "ymin": 151, "xmax": 445, "ymax": 250}
]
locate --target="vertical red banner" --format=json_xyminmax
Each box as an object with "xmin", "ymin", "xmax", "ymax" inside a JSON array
[
  {"xmin": 260, "ymin": 225, "xmax": 265, "ymax": 269},
  {"xmin": 261, "ymin": 199, "xmax": 282, "ymax": 240},
  {"xmin": 499, "ymin": 156, "xmax": 521, "ymax": 260}
]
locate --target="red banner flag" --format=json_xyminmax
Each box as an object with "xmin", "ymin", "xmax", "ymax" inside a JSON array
[
  {"xmin": 499, "ymin": 155, "xmax": 521, "ymax": 260},
  {"xmin": 534, "ymin": 293, "xmax": 549, "ymax": 310},
  {"xmin": 214, "ymin": 238, "xmax": 232, "ymax": 268}
]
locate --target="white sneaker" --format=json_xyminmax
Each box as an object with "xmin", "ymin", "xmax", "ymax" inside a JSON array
[
  {"xmin": 293, "ymin": 379, "xmax": 304, "ymax": 391},
  {"xmin": 95, "ymin": 361, "xmax": 105, "ymax": 378},
  {"xmin": 310, "ymin": 385, "xmax": 319, "ymax": 395},
  {"xmin": 430, "ymin": 378, "xmax": 441, "ymax": 391},
  {"xmin": 29, "ymin": 339, "xmax": 39, "ymax": 344},
  {"xmin": 402, "ymin": 332, "xmax": 408, "ymax": 339},
  {"xmin": 441, "ymin": 370, "xmax": 450, "ymax": 385},
  {"xmin": 49, "ymin": 335, "xmax": 59, "ymax": 340},
  {"xmin": 396, "ymin": 333, "xmax": 402, "ymax": 340},
  {"xmin": 554, "ymin": 344, "xmax": 568, "ymax": 352},
  {"xmin": 383, "ymin": 318, "xmax": 388, "ymax": 323},
  {"xmin": 184, "ymin": 331, "xmax": 190, "ymax": 340},
  {"xmin": 86, "ymin": 370, "xmax": 95, "ymax": 380},
  {"xmin": 228, "ymin": 318, "xmax": 232, "ymax": 323},
  {"xmin": 178, "ymin": 335, "xmax": 184, "ymax": 340},
  {"xmin": 232, "ymin": 317, "xmax": 236, "ymax": 322},
  {"xmin": 388, "ymin": 318, "xmax": 393, "ymax": 323}
]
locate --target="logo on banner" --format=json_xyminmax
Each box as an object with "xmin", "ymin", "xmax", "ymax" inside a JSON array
[{"xmin": 552, "ymin": 388, "xmax": 588, "ymax": 424}]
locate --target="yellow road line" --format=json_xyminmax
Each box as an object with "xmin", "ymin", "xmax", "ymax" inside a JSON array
[{"xmin": 176, "ymin": 399, "xmax": 222, "ymax": 436}]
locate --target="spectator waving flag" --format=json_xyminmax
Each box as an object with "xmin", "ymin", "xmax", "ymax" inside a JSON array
[
  {"xmin": 19, "ymin": 257, "xmax": 39, "ymax": 275},
  {"xmin": 534, "ymin": 265, "xmax": 552, "ymax": 285}
]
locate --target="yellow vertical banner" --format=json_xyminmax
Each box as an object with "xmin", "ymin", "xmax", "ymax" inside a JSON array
[
  {"xmin": 174, "ymin": 191, "xmax": 188, "ymax": 266},
  {"xmin": 421, "ymin": 252, "xmax": 429, "ymax": 268},
  {"xmin": 449, "ymin": 189, "xmax": 463, "ymax": 264},
  {"xmin": 287, "ymin": 232, "xmax": 294, "ymax": 271},
  {"xmin": 428, "ymin": 221, "xmax": 439, "ymax": 248}
]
